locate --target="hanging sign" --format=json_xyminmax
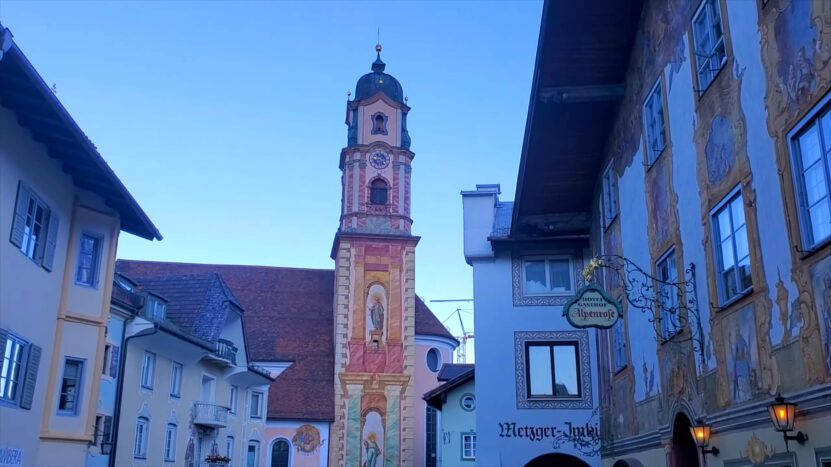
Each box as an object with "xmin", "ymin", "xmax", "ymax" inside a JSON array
[{"xmin": 563, "ymin": 284, "xmax": 621, "ymax": 329}]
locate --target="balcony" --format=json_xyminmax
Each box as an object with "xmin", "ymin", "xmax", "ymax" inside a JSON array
[
  {"xmin": 192, "ymin": 402, "xmax": 229, "ymax": 428},
  {"xmin": 202, "ymin": 339, "xmax": 237, "ymax": 367}
]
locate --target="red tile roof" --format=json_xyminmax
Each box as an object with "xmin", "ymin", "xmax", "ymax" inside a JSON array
[{"xmin": 116, "ymin": 259, "xmax": 456, "ymax": 421}]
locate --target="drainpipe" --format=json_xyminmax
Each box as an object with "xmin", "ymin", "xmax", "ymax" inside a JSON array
[{"xmin": 108, "ymin": 317, "xmax": 158, "ymax": 467}]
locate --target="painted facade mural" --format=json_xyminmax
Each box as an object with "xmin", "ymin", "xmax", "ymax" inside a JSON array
[
  {"xmin": 722, "ymin": 305, "xmax": 762, "ymax": 404},
  {"xmin": 705, "ymin": 115, "xmax": 735, "ymax": 185},
  {"xmin": 810, "ymin": 254, "xmax": 831, "ymax": 374},
  {"xmin": 773, "ymin": 0, "xmax": 821, "ymax": 112}
]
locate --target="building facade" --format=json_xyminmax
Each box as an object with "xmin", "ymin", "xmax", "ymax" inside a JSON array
[
  {"xmin": 423, "ymin": 364, "xmax": 476, "ymax": 467},
  {"xmin": 507, "ymin": 1, "xmax": 831, "ymax": 466},
  {"xmin": 0, "ymin": 24, "xmax": 160, "ymax": 467},
  {"xmin": 461, "ymin": 185, "xmax": 601, "ymax": 467}
]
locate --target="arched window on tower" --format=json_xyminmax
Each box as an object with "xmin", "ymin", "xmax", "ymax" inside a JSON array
[
  {"xmin": 371, "ymin": 113, "xmax": 388, "ymax": 135},
  {"xmin": 370, "ymin": 179, "xmax": 388, "ymax": 205}
]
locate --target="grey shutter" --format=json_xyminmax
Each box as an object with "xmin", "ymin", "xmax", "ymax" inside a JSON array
[
  {"xmin": 9, "ymin": 182, "xmax": 30, "ymax": 249},
  {"xmin": 102, "ymin": 415, "xmax": 113, "ymax": 444},
  {"xmin": 109, "ymin": 345, "xmax": 120, "ymax": 378},
  {"xmin": 19, "ymin": 344, "xmax": 41, "ymax": 409},
  {"xmin": 41, "ymin": 212, "xmax": 59, "ymax": 272}
]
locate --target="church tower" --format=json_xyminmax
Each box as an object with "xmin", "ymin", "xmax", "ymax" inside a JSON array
[{"xmin": 330, "ymin": 45, "xmax": 417, "ymax": 467}]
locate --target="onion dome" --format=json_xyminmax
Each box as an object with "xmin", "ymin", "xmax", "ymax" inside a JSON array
[{"xmin": 354, "ymin": 44, "xmax": 405, "ymax": 104}]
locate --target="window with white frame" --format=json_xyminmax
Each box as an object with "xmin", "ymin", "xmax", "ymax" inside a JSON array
[
  {"xmin": 134, "ymin": 416, "xmax": 149, "ymax": 458},
  {"xmin": 164, "ymin": 423, "xmax": 176, "ymax": 462},
  {"xmin": 525, "ymin": 342, "xmax": 580, "ymax": 398},
  {"xmin": 75, "ymin": 233, "xmax": 101, "ymax": 287},
  {"xmin": 521, "ymin": 256, "xmax": 573, "ymax": 296},
  {"xmin": 602, "ymin": 162, "xmax": 619, "ymax": 226},
  {"xmin": 250, "ymin": 391, "xmax": 263, "ymax": 418},
  {"xmin": 140, "ymin": 352, "xmax": 155, "ymax": 389},
  {"xmin": 657, "ymin": 248, "xmax": 680, "ymax": 339},
  {"xmin": 170, "ymin": 362, "xmax": 182, "ymax": 397},
  {"xmin": 93, "ymin": 414, "xmax": 113, "ymax": 452},
  {"xmin": 611, "ymin": 317, "xmax": 627, "ymax": 372},
  {"xmin": 246, "ymin": 441, "xmax": 260, "ymax": 467},
  {"xmin": 692, "ymin": 0, "xmax": 727, "ymax": 91},
  {"xmin": 644, "ymin": 78, "xmax": 667, "ymax": 164},
  {"xmin": 712, "ymin": 191, "xmax": 752, "ymax": 304},
  {"xmin": 0, "ymin": 333, "xmax": 27, "ymax": 404},
  {"xmin": 226, "ymin": 436, "xmax": 234, "ymax": 459},
  {"xmin": 229, "ymin": 385, "xmax": 238, "ymax": 414},
  {"xmin": 462, "ymin": 433, "xmax": 476, "ymax": 460},
  {"xmin": 145, "ymin": 296, "xmax": 166, "ymax": 323},
  {"xmin": 10, "ymin": 182, "xmax": 59, "ymax": 271},
  {"xmin": 791, "ymin": 103, "xmax": 831, "ymax": 248},
  {"xmin": 58, "ymin": 358, "xmax": 84, "ymax": 414}
]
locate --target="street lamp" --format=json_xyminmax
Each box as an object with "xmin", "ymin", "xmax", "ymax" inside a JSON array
[
  {"xmin": 690, "ymin": 418, "xmax": 719, "ymax": 464},
  {"xmin": 767, "ymin": 393, "xmax": 808, "ymax": 452}
]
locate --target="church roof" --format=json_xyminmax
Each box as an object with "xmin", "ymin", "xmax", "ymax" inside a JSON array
[
  {"xmin": 354, "ymin": 50, "xmax": 404, "ymax": 104},
  {"xmin": 116, "ymin": 259, "xmax": 455, "ymax": 421}
]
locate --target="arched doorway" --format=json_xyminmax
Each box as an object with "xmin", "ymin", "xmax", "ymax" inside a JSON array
[
  {"xmin": 670, "ymin": 413, "xmax": 700, "ymax": 467},
  {"xmin": 270, "ymin": 438, "xmax": 290, "ymax": 467},
  {"xmin": 525, "ymin": 453, "xmax": 590, "ymax": 467}
]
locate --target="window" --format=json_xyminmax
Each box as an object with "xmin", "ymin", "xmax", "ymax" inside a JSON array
[
  {"xmin": 271, "ymin": 439, "xmax": 290, "ymax": 467},
  {"xmin": 692, "ymin": 0, "xmax": 727, "ymax": 91},
  {"xmin": 657, "ymin": 248, "xmax": 680, "ymax": 339},
  {"xmin": 460, "ymin": 394, "xmax": 476, "ymax": 412},
  {"xmin": 791, "ymin": 104, "xmax": 831, "ymax": 248},
  {"xmin": 94, "ymin": 414, "xmax": 113, "ymax": 452},
  {"xmin": 230, "ymin": 385, "xmax": 238, "ymax": 414},
  {"xmin": 461, "ymin": 433, "xmax": 476, "ymax": 460},
  {"xmin": 426, "ymin": 348, "xmax": 441, "ymax": 373},
  {"xmin": 521, "ymin": 256, "xmax": 573, "ymax": 295},
  {"xmin": 226, "ymin": 436, "xmax": 234, "ymax": 459},
  {"xmin": 164, "ymin": 423, "xmax": 176, "ymax": 462},
  {"xmin": 134, "ymin": 417, "xmax": 148, "ymax": 459},
  {"xmin": 58, "ymin": 358, "xmax": 84, "ymax": 414},
  {"xmin": 371, "ymin": 113, "xmax": 388, "ymax": 135},
  {"xmin": 140, "ymin": 352, "xmax": 155, "ymax": 389},
  {"xmin": 0, "ymin": 330, "xmax": 41, "ymax": 410},
  {"xmin": 75, "ymin": 234, "xmax": 101, "ymax": 286},
  {"xmin": 10, "ymin": 182, "xmax": 59, "ymax": 271},
  {"xmin": 602, "ymin": 162, "xmax": 618, "ymax": 226},
  {"xmin": 247, "ymin": 441, "xmax": 260, "ymax": 467},
  {"xmin": 0, "ymin": 333, "xmax": 27, "ymax": 404},
  {"xmin": 612, "ymin": 317, "xmax": 627, "ymax": 372},
  {"xmin": 525, "ymin": 342, "xmax": 579, "ymax": 398},
  {"xmin": 643, "ymin": 78, "xmax": 667, "ymax": 164},
  {"xmin": 145, "ymin": 296, "xmax": 166, "ymax": 322},
  {"xmin": 250, "ymin": 391, "xmax": 263, "ymax": 418},
  {"xmin": 170, "ymin": 362, "xmax": 182, "ymax": 397},
  {"xmin": 101, "ymin": 344, "xmax": 112, "ymax": 376},
  {"xmin": 712, "ymin": 191, "xmax": 752, "ymax": 304},
  {"xmin": 426, "ymin": 407, "xmax": 437, "ymax": 467},
  {"xmin": 369, "ymin": 179, "xmax": 388, "ymax": 205}
]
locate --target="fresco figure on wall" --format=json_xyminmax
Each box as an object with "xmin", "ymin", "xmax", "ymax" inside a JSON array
[
  {"xmin": 724, "ymin": 305, "xmax": 761, "ymax": 403},
  {"xmin": 369, "ymin": 296, "xmax": 385, "ymax": 331},
  {"xmin": 822, "ymin": 275, "xmax": 831, "ymax": 372},
  {"xmin": 809, "ymin": 256, "xmax": 831, "ymax": 374},
  {"xmin": 649, "ymin": 165, "xmax": 670, "ymax": 243},
  {"xmin": 365, "ymin": 284, "xmax": 388, "ymax": 342},
  {"xmin": 705, "ymin": 115, "xmax": 735, "ymax": 184},
  {"xmin": 363, "ymin": 432, "xmax": 381, "ymax": 467},
  {"xmin": 774, "ymin": 0, "xmax": 819, "ymax": 112}
]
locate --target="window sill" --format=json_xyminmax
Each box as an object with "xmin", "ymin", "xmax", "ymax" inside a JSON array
[
  {"xmin": 522, "ymin": 291, "xmax": 574, "ymax": 299},
  {"xmin": 74, "ymin": 281, "xmax": 99, "ymax": 290},
  {"xmin": 798, "ymin": 236, "xmax": 831, "ymax": 261},
  {"xmin": 57, "ymin": 410, "xmax": 79, "ymax": 417},
  {"xmin": 613, "ymin": 364, "xmax": 628, "ymax": 376},
  {"xmin": 169, "ymin": 394, "xmax": 180, "ymax": 399},
  {"xmin": 527, "ymin": 394, "xmax": 582, "ymax": 401},
  {"xmin": 659, "ymin": 328, "xmax": 684, "ymax": 345},
  {"xmin": 645, "ymin": 145, "xmax": 668, "ymax": 171},
  {"xmin": 140, "ymin": 385, "xmax": 154, "ymax": 391},
  {"xmin": 603, "ymin": 215, "xmax": 619, "ymax": 232},
  {"xmin": 716, "ymin": 287, "xmax": 753, "ymax": 312},
  {"xmin": 695, "ymin": 60, "xmax": 729, "ymax": 101}
]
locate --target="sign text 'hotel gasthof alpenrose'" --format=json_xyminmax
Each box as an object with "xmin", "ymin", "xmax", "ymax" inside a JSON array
[{"xmin": 563, "ymin": 284, "xmax": 621, "ymax": 329}]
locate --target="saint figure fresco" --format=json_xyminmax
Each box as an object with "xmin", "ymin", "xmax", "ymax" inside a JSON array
[
  {"xmin": 723, "ymin": 305, "xmax": 761, "ymax": 403},
  {"xmin": 369, "ymin": 295, "xmax": 384, "ymax": 331},
  {"xmin": 810, "ymin": 256, "xmax": 831, "ymax": 374},
  {"xmin": 363, "ymin": 432, "xmax": 381, "ymax": 467}
]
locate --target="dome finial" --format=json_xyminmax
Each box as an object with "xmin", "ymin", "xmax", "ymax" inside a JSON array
[{"xmin": 376, "ymin": 43, "xmax": 382, "ymax": 53}]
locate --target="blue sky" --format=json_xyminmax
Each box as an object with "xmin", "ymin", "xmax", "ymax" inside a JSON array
[{"xmin": 1, "ymin": 1, "xmax": 543, "ymax": 362}]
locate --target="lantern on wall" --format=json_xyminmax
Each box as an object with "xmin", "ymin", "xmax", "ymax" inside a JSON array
[
  {"xmin": 689, "ymin": 418, "xmax": 719, "ymax": 462},
  {"xmin": 767, "ymin": 393, "xmax": 808, "ymax": 452}
]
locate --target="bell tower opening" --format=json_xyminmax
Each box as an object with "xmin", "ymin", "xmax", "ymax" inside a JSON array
[{"xmin": 370, "ymin": 179, "xmax": 388, "ymax": 205}]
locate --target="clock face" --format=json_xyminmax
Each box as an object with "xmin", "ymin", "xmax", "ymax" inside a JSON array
[{"xmin": 369, "ymin": 151, "xmax": 390, "ymax": 169}]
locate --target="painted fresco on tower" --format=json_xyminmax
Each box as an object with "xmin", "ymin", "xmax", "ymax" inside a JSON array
[
  {"xmin": 362, "ymin": 411, "xmax": 384, "ymax": 467},
  {"xmin": 810, "ymin": 254, "xmax": 831, "ymax": 374},
  {"xmin": 366, "ymin": 283, "xmax": 388, "ymax": 343},
  {"xmin": 723, "ymin": 305, "xmax": 762, "ymax": 403}
]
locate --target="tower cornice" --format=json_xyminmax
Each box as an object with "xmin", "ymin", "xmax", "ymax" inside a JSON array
[{"xmin": 330, "ymin": 232, "xmax": 420, "ymax": 260}]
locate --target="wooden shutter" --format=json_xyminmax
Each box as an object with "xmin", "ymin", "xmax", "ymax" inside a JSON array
[
  {"xmin": 19, "ymin": 344, "xmax": 41, "ymax": 409},
  {"xmin": 109, "ymin": 345, "xmax": 120, "ymax": 378},
  {"xmin": 9, "ymin": 182, "xmax": 30, "ymax": 249},
  {"xmin": 41, "ymin": 212, "xmax": 59, "ymax": 272}
]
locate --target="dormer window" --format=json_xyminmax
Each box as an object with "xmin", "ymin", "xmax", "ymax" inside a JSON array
[
  {"xmin": 370, "ymin": 179, "xmax": 388, "ymax": 205},
  {"xmin": 371, "ymin": 113, "xmax": 388, "ymax": 135},
  {"xmin": 145, "ymin": 296, "xmax": 166, "ymax": 322}
]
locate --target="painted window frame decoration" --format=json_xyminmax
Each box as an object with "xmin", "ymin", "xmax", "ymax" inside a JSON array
[
  {"xmin": 512, "ymin": 254, "xmax": 585, "ymax": 306},
  {"xmin": 461, "ymin": 432, "xmax": 476, "ymax": 460},
  {"xmin": 514, "ymin": 330, "xmax": 592, "ymax": 409},
  {"xmin": 711, "ymin": 187, "xmax": 752, "ymax": 306},
  {"xmin": 643, "ymin": 77, "xmax": 667, "ymax": 165},
  {"xmin": 789, "ymin": 95, "xmax": 831, "ymax": 250},
  {"xmin": 691, "ymin": 0, "xmax": 728, "ymax": 93},
  {"xmin": 459, "ymin": 393, "xmax": 476, "ymax": 412},
  {"xmin": 371, "ymin": 112, "xmax": 389, "ymax": 135}
]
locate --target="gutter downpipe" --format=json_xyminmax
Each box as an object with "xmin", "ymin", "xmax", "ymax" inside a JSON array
[{"xmin": 108, "ymin": 317, "xmax": 158, "ymax": 467}]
